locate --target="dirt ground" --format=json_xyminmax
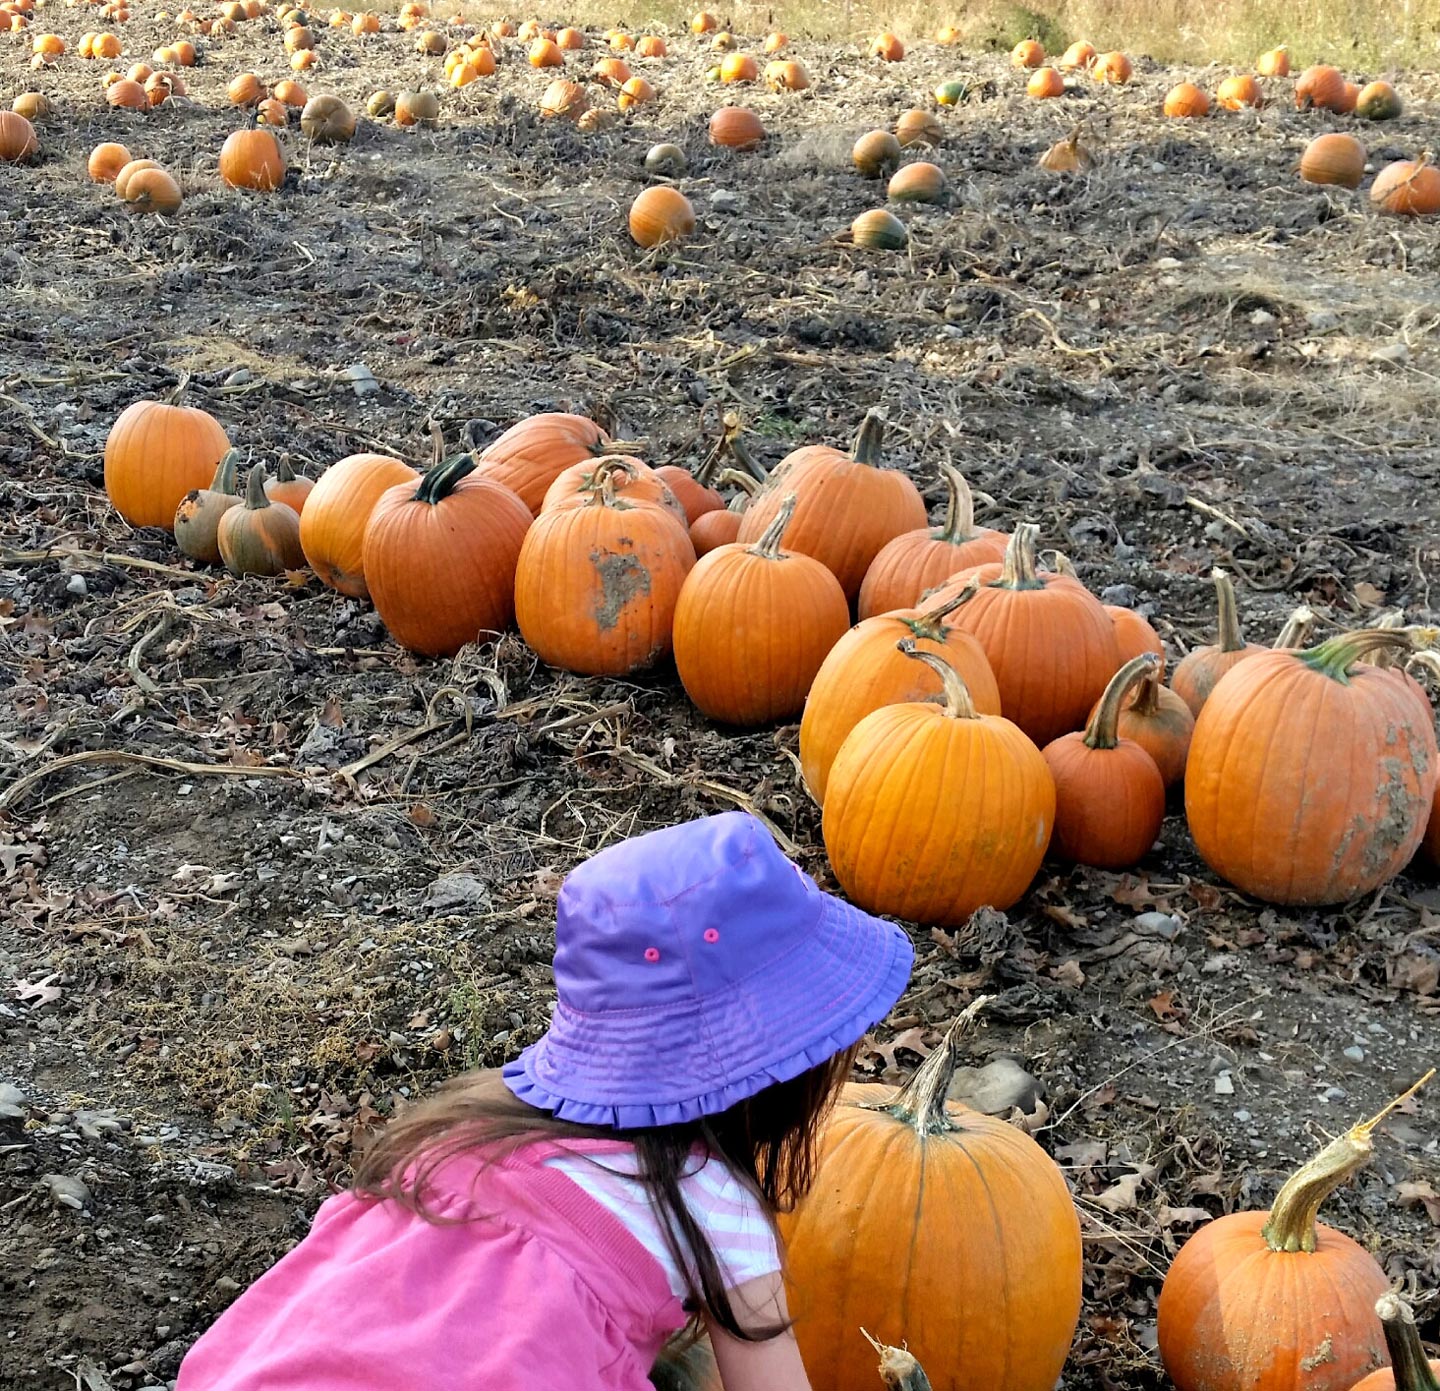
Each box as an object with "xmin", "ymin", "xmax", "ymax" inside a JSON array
[{"xmin": 3, "ymin": 15, "xmax": 1440, "ymax": 1390}]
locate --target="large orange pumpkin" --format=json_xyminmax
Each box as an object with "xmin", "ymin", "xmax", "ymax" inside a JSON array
[
  {"xmin": 362, "ymin": 451, "xmax": 531, "ymax": 656},
  {"xmin": 299, "ymin": 453, "xmax": 417, "ymax": 598},
  {"xmin": 1157, "ymin": 1087, "xmax": 1424, "ymax": 1391},
  {"xmin": 779, "ymin": 1013, "xmax": 1083, "ymax": 1391},
  {"xmin": 1350, "ymin": 1294, "xmax": 1440, "ymax": 1391},
  {"xmin": 672, "ymin": 495, "xmax": 849, "ymax": 726},
  {"xmin": 1185, "ymin": 629, "xmax": 1439, "ymax": 904},
  {"xmin": 708, "ymin": 105, "xmax": 765, "ymax": 149},
  {"xmin": 1170, "ymin": 569, "xmax": 1263, "ymax": 715},
  {"xmin": 104, "ymin": 387, "xmax": 231, "ymax": 530},
  {"xmin": 1371, "ymin": 158, "xmax": 1440, "ymax": 216},
  {"xmin": 823, "ymin": 643, "xmax": 1055, "ymax": 923},
  {"xmin": 927, "ymin": 522, "xmax": 1120, "ymax": 746},
  {"xmin": 540, "ymin": 456, "xmax": 685, "ymax": 525},
  {"xmin": 1042, "ymin": 652, "xmax": 1167, "ymax": 868},
  {"xmin": 0, "ymin": 111, "xmax": 37, "ymax": 163},
  {"xmin": 476, "ymin": 411, "xmax": 611, "ymax": 515},
  {"xmin": 219, "ymin": 127, "xmax": 287, "ymax": 190},
  {"xmin": 856, "ymin": 461, "xmax": 1007, "ymax": 618},
  {"xmin": 1295, "ymin": 63, "xmax": 1345, "ymax": 111},
  {"xmin": 735, "ymin": 411, "xmax": 927, "ymax": 603},
  {"xmin": 800, "ymin": 583, "xmax": 1001, "ymax": 804},
  {"xmin": 1107, "ymin": 604, "xmax": 1164, "ymax": 668},
  {"xmin": 514, "ymin": 461, "xmax": 696, "ymax": 675}
]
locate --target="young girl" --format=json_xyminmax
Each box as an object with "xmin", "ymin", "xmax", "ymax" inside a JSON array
[{"xmin": 177, "ymin": 810, "xmax": 914, "ymax": 1391}]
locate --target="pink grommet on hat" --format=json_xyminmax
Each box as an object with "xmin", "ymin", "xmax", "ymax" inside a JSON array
[{"xmin": 502, "ymin": 812, "xmax": 914, "ymax": 1129}]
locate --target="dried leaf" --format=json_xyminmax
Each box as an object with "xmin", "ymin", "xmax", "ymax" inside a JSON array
[
  {"xmin": 320, "ymin": 695, "xmax": 345, "ymax": 729},
  {"xmin": 1148, "ymin": 990, "xmax": 1181, "ymax": 1021},
  {"xmin": 1052, "ymin": 959, "xmax": 1086, "ymax": 988},
  {"xmin": 1353, "ymin": 581, "xmax": 1386, "ymax": 607},
  {"xmin": 408, "ymin": 803, "xmax": 438, "ymax": 828},
  {"xmin": 1396, "ymin": 1180, "xmax": 1440, "ymax": 1224},
  {"xmin": 13, "ymin": 974, "xmax": 62, "ymax": 1006},
  {"xmin": 1159, "ymin": 1205, "xmax": 1214, "ymax": 1228},
  {"xmin": 1093, "ymin": 1164, "xmax": 1157, "ymax": 1214}
]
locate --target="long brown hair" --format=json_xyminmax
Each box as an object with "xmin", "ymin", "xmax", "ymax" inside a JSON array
[{"xmin": 353, "ymin": 1048, "xmax": 857, "ymax": 1342}]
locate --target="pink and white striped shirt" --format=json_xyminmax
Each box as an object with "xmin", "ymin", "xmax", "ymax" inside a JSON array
[{"xmin": 545, "ymin": 1148, "xmax": 781, "ymax": 1297}]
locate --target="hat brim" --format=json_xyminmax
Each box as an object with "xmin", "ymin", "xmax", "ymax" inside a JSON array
[{"xmin": 503, "ymin": 896, "xmax": 913, "ymax": 1129}]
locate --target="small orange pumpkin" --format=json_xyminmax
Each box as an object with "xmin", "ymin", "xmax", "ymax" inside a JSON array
[
  {"xmin": 763, "ymin": 30, "xmax": 786, "ymax": 52},
  {"xmin": 592, "ymin": 54, "xmax": 631, "ymax": 86},
  {"xmin": 1295, "ymin": 63, "xmax": 1345, "ymax": 110},
  {"xmin": 1107, "ymin": 604, "xmax": 1164, "ymax": 667},
  {"xmin": 227, "ymin": 72, "xmax": 264, "ymax": 105},
  {"xmin": 119, "ymin": 164, "xmax": 182, "ymax": 214},
  {"xmin": 1334, "ymin": 80, "xmax": 1360, "ymax": 114},
  {"xmin": 629, "ymin": 185, "xmax": 695, "ymax": 247},
  {"xmin": 853, "ymin": 128, "xmax": 902, "ymax": 178},
  {"xmin": 869, "ymin": 31, "xmax": 903, "ymax": 60},
  {"xmin": 886, "ymin": 160, "xmax": 946, "ymax": 203},
  {"xmin": 1371, "ymin": 157, "xmax": 1440, "ymax": 215},
  {"xmin": 264, "ymin": 454, "xmax": 313, "ymax": 514},
  {"xmin": 539, "ymin": 78, "xmax": 587, "ymax": 120},
  {"xmin": 527, "ymin": 36, "xmax": 562, "ymax": 66},
  {"xmin": 106, "ymin": 77, "xmax": 149, "ymax": 109},
  {"xmin": 1256, "ymin": 45, "xmax": 1289, "ymax": 76},
  {"xmin": 273, "ymin": 78, "xmax": 309, "ymax": 106},
  {"xmin": 636, "ymin": 34, "xmax": 665, "ymax": 57},
  {"xmin": 615, "ymin": 75, "xmax": 653, "ymax": 110},
  {"xmin": 1059, "ymin": 40, "xmax": 1095, "ymax": 68},
  {"xmin": 217, "ymin": 465, "xmax": 305, "ymax": 577},
  {"xmin": 1094, "ymin": 50, "xmax": 1132, "ymax": 83},
  {"xmin": 1216, "ymin": 73, "xmax": 1262, "ymax": 109},
  {"xmin": 1108, "ymin": 666, "xmax": 1194, "ymax": 789},
  {"xmin": 475, "ymin": 413, "xmax": 612, "ymax": 518},
  {"xmin": 708, "ymin": 105, "xmax": 764, "ymax": 149},
  {"xmin": 690, "ymin": 10, "xmax": 716, "ymax": 32},
  {"xmin": 718, "ymin": 51, "xmax": 756, "ymax": 82},
  {"xmin": 1164, "ymin": 81, "xmax": 1209, "ymax": 116},
  {"xmin": 554, "ymin": 25, "xmax": 582, "ymax": 49},
  {"xmin": 895, "ymin": 108, "xmax": 942, "ymax": 146},
  {"xmin": 1300, "ymin": 131, "xmax": 1366, "ymax": 187},
  {"xmin": 219, "ymin": 127, "xmax": 287, "ymax": 191},
  {"xmin": 88, "ymin": 140, "xmax": 133, "ymax": 180},
  {"xmin": 1027, "ymin": 66, "xmax": 1064, "ymax": 98},
  {"xmin": 1011, "ymin": 38, "xmax": 1044, "ymax": 67},
  {"xmin": 300, "ymin": 453, "xmax": 418, "ymax": 598},
  {"xmin": 764, "ymin": 58, "xmax": 809, "ymax": 91}
]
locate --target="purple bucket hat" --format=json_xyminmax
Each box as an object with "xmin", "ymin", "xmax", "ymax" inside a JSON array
[{"xmin": 502, "ymin": 811, "xmax": 914, "ymax": 1128}]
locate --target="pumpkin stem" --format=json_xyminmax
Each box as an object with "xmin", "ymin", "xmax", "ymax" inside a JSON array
[
  {"xmin": 165, "ymin": 371, "xmax": 192, "ymax": 406},
  {"xmin": 1406, "ymin": 650, "xmax": 1440, "ymax": 687},
  {"xmin": 749, "ymin": 494, "xmax": 797, "ymax": 560},
  {"xmin": 861, "ymin": 1331, "xmax": 934, "ymax": 1391},
  {"xmin": 904, "ymin": 579, "xmax": 980, "ymax": 642},
  {"xmin": 1261, "ymin": 1070, "xmax": 1433, "ymax": 1252},
  {"xmin": 994, "ymin": 522, "xmax": 1044, "ymax": 590},
  {"xmin": 1298, "ymin": 627, "xmax": 1439, "ymax": 684},
  {"xmin": 895, "ymin": 640, "xmax": 980, "ymax": 721},
  {"xmin": 428, "ymin": 418, "xmax": 446, "ymax": 471},
  {"xmin": 243, "ymin": 464, "xmax": 271, "ymax": 510},
  {"xmin": 1361, "ymin": 610, "xmax": 1407, "ymax": 666},
  {"xmin": 1210, "ymin": 569, "xmax": 1249, "ymax": 653},
  {"xmin": 851, "ymin": 409, "xmax": 886, "ymax": 467},
  {"xmin": 1373, "ymin": 1294, "xmax": 1440, "ymax": 1391},
  {"xmin": 590, "ymin": 456, "xmax": 641, "ymax": 507},
  {"xmin": 935, "ymin": 461, "xmax": 980, "ymax": 545},
  {"xmin": 1129, "ymin": 671, "xmax": 1164, "ymax": 716},
  {"xmin": 413, "ymin": 451, "xmax": 478, "ymax": 505},
  {"xmin": 873, "ymin": 995, "xmax": 992, "ymax": 1134},
  {"xmin": 1084, "ymin": 652, "xmax": 1162, "ymax": 751},
  {"xmin": 715, "ymin": 467, "xmax": 761, "ymax": 497},
  {"xmin": 275, "ymin": 452, "xmax": 299, "ymax": 485},
  {"xmin": 210, "ymin": 449, "xmax": 240, "ymax": 495},
  {"xmin": 1272, "ymin": 605, "xmax": 1316, "ymax": 650},
  {"xmin": 1043, "ymin": 548, "xmax": 1078, "ymax": 578}
]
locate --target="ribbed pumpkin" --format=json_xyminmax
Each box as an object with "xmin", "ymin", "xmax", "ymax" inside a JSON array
[
  {"xmin": 851, "ymin": 208, "xmax": 908, "ymax": 249},
  {"xmin": 299, "ymin": 92, "xmax": 356, "ymax": 142},
  {"xmin": 1108, "ymin": 668, "xmax": 1193, "ymax": 789},
  {"xmin": 1350, "ymin": 1294, "xmax": 1440, "ymax": 1391},
  {"xmin": 1296, "ymin": 63, "xmax": 1345, "ymax": 110},
  {"xmin": 362, "ymin": 452, "xmax": 530, "ymax": 656},
  {"xmin": 104, "ymin": 387, "xmax": 231, "ymax": 531},
  {"xmin": 0, "ymin": 111, "xmax": 38, "ymax": 161},
  {"xmin": 107, "ymin": 78, "xmax": 151, "ymax": 111},
  {"xmin": 672, "ymin": 495, "xmax": 849, "ymax": 726},
  {"xmin": 857, "ymin": 462, "xmax": 1007, "ymax": 618},
  {"xmin": 886, "ymin": 161, "xmax": 946, "ymax": 203},
  {"xmin": 853, "ymin": 128, "xmax": 902, "ymax": 177},
  {"xmin": 1355, "ymin": 81, "xmax": 1402, "ymax": 121},
  {"xmin": 515, "ymin": 461, "xmax": 696, "ymax": 675},
  {"xmin": 1042, "ymin": 653, "xmax": 1167, "ymax": 868},
  {"xmin": 1059, "ymin": 40, "xmax": 1096, "ymax": 68},
  {"xmin": 541, "ymin": 456, "xmax": 686, "ymax": 525},
  {"xmin": 476, "ymin": 412, "xmax": 611, "ymax": 516},
  {"xmin": 1186, "ymin": 629, "xmax": 1439, "ymax": 905},
  {"xmin": 1170, "ymin": 570, "xmax": 1263, "ymax": 715},
  {"xmin": 300, "ymin": 452, "xmax": 417, "ymax": 598},
  {"xmin": 895, "ymin": 108, "xmax": 942, "ymax": 146},
  {"xmin": 1300, "ymin": 132, "xmax": 1366, "ymax": 188},
  {"xmin": 778, "ymin": 1013, "xmax": 1082, "ymax": 1391},
  {"xmin": 264, "ymin": 454, "xmax": 313, "ymax": 514},
  {"xmin": 764, "ymin": 58, "xmax": 809, "ymax": 91},
  {"xmin": 735, "ymin": 411, "xmax": 926, "ymax": 603},
  {"xmin": 628, "ymin": 186, "xmax": 695, "ymax": 247},
  {"xmin": 927, "ymin": 522, "xmax": 1120, "ymax": 746},
  {"xmin": 653, "ymin": 466, "xmax": 723, "ymax": 525},
  {"xmin": 219, "ymin": 126, "xmax": 287, "ymax": 190},
  {"xmin": 689, "ymin": 508, "xmax": 742, "ymax": 557},
  {"xmin": 1157, "ymin": 1086, "xmax": 1425, "ymax": 1391},
  {"xmin": 708, "ymin": 105, "xmax": 765, "ymax": 149},
  {"xmin": 1216, "ymin": 73, "xmax": 1262, "ymax": 110},
  {"xmin": 823, "ymin": 643, "xmax": 1055, "ymax": 923},
  {"xmin": 800, "ymin": 584, "xmax": 1001, "ymax": 805},
  {"xmin": 1107, "ymin": 604, "xmax": 1164, "ymax": 667},
  {"xmin": 174, "ymin": 450, "xmax": 242, "ymax": 564},
  {"xmin": 1164, "ymin": 82, "xmax": 1210, "ymax": 117},
  {"xmin": 1371, "ymin": 158, "xmax": 1440, "ymax": 216},
  {"xmin": 217, "ymin": 466, "xmax": 305, "ymax": 577}
]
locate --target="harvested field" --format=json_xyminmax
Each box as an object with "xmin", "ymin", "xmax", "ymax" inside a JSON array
[{"xmin": 2, "ymin": 12, "xmax": 1440, "ymax": 1390}]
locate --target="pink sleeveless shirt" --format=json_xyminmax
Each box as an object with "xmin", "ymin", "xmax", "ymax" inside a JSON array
[{"xmin": 176, "ymin": 1140, "xmax": 689, "ymax": 1391}]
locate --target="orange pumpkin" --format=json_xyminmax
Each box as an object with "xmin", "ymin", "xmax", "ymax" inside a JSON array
[
  {"xmin": 689, "ymin": 508, "xmax": 742, "ymax": 557},
  {"xmin": 636, "ymin": 34, "xmax": 665, "ymax": 57},
  {"xmin": 527, "ymin": 36, "xmax": 561, "ymax": 66},
  {"xmin": 394, "ymin": 90, "xmax": 439, "ymax": 125},
  {"xmin": 106, "ymin": 77, "xmax": 148, "ymax": 109},
  {"xmin": 105, "ymin": 386, "xmax": 230, "ymax": 530},
  {"xmin": 735, "ymin": 411, "xmax": 926, "ymax": 603},
  {"xmin": 779, "ymin": 1015, "xmax": 1083, "ymax": 1391},
  {"xmin": 113, "ymin": 158, "xmax": 162, "ymax": 200},
  {"xmin": 217, "ymin": 465, "xmax": 305, "ymax": 577},
  {"xmin": 541, "ymin": 456, "xmax": 685, "ymax": 525},
  {"xmin": 299, "ymin": 453, "xmax": 417, "ymax": 598},
  {"xmin": 1257, "ymin": 45, "xmax": 1289, "ymax": 76},
  {"xmin": 1158, "ymin": 1091, "xmax": 1416, "ymax": 1391},
  {"xmin": 363, "ymin": 451, "xmax": 531, "ymax": 656},
  {"xmin": 869, "ymin": 31, "xmax": 903, "ymax": 60},
  {"xmin": 652, "ymin": 466, "xmax": 723, "ymax": 525},
  {"xmin": 673, "ymin": 494, "xmax": 849, "ymax": 726},
  {"xmin": 514, "ymin": 461, "xmax": 696, "ymax": 676},
  {"xmin": 219, "ymin": 127, "xmax": 287, "ymax": 190},
  {"xmin": 228, "ymin": 72, "xmax": 264, "ymax": 104},
  {"xmin": 800, "ymin": 583, "xmax": 1001, "ymax": 804},
  {"xmin": 1011, "ymin": 37, "xmax": 1044, "ymax": 66},
  {"xmin": 119, "ymin": 164, "xmax": 182, "ymax": 213},
  {"xmin": 88, "ymin": 140, "xmax": 133, "ymax": 181},
  {"xmin": 538, "ymin": 79, "xmax": 587, "ymax": 120},
  {"xmin": 592, "ymin": 55, "xmax": 631, "ymax": 86},
  {"xmin": 554, "ymin": 24, "xmax": 582, "ymax": 48},
  {"xmin": 1186, "ymin": 629, "xmax": 1439, "ymax": 903},
  {"xmin": 1296, "ymin": 63, "xmax": 1345, "ymax": 110},
  {"xmin": 264, "ymin": 454, "xmax": 313, "ymax": 514},
  {"xmin": 476, "ymin": 412, "xmax": 611, "ymax": 517},
  {"xmin": 708, "ymin": 105, "xmax": 765, "ymax": 149},
  {"xmin": 718, "ymin": 51, "xmax": 756, "ymax": 82},
  {"xmin": 886, "ymin": 160, "xmax": 946, "ymax": 203},
  {"xmin": 1042, "ymin": 653, "xmax": 1167, "ymax": 867},
  {"xmin": 690, "ymin": 10, "xmax": 716, "ymax": 32},
  {"xmin": 928, "ymin": 522, "xmax": 1121, "ymax": 746},
  {"xmin": 257, "ymin": 97, "xmax": 289, "ymax": 126},
  {"xmin": 1350, "ymin": 1293, "xmax": 1440, "ymax": 1391},
  {"xmin": 762, "ymin": 30, "xmax": 786, "ymax": 52},
  {"xmin": 1334, "ymin": 80, "xmax": 1360, "ymax": 114},
  {"xmin": 1216, "ymin": 73, "xmax": 1262, "ymax": 109},
  {"xmin": 1164, "ymin": 81, "xmax": 1210, "ymax": 116},
  {"xmin": 1059, "ymin": 40, "xmax": 1095, "ymax": 68},
  {"xmin": 1094, "ymin": 50, "xmax": 1132, "ymax": 83},
  {"xmin": 1107, "ymin": 604, "xmax": 1164, "ymax": 667},
  {"xmin": 894, "ymin": 108, "xmax": 942, "ymax": 146},
  {"xmin": 857, "ymin": 462, "xmax": 1006, "ymax": 617},
  {"xmin": 934, "ymin": 24, "xmax": 960, "ymax": 44},
  {"xmin": 1027, "ymin": 66, "xmax": 1064, "ymax": 98},
  {"xmin": 274, "ymin": 79, "xmax": 309, "ymax": 106},
  {"xmin": 1109, "ymin": 666, "xmax": 1194, "ymax": 788},
  {"xmin": 174, "ymin": 449, "xmax": 242, "ymax": 564},
  {"xmin": 822, "ymin": 643, "xmax": 1055, "ymax": 922},
  {"xmin": 616, "ymin": 75, "xmax": 653, "ymax": 110},
  {"xmin": 1300, "ymin": 131, "xmax": 1366, "ymax": 187},
  {"xmin": 1170, "ymin": 569, "xmax": 1263, "ymax": 715},
  {"xmin": 852, "ymin": 128, "xmax": 902, "ymax": 178},
  {"xmin": 1371, "ymin": 158, "xmax": 1440, "ymax": 215},
  {"xmin": 0, "ymin": 110, "xmax": 37, "ymax": 162}
]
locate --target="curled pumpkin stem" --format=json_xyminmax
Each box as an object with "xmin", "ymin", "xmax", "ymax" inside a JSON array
[
  {"xmin": 749, "ymin": 494, "xmax": 797, "ymax": 559},
  {"xmin": 1299, "ymin": 626, "xmax": 1439, "ymax": 681},
  {"xmin": 1272, "ymin": 605, "xmax": 1315, "ymax": 650},
  {"xmin": 935, "ymin": 461, "xmax": 984, "ymax": 545},
  {"xmin": 1085, "ymin": 652, "xmax": 1161, "ymax": 751},
  {"xmin": 906, "ymin": 580, "xmax": 980, "ymax": 641},
  {"xmin": 865, "ymin": 994, "xmax": 991, "ymax": 1133},
  {"xmin": 1372, "ymin": 1293, "xmax": 1440, "ymax": 1391},
  {"xmin": 895, "ymin": 640, "xmax": 978, "ymax": 721},
  {"xmin": 861, "ymin": 1330, "xmax": 934, "ymax": 1391}
]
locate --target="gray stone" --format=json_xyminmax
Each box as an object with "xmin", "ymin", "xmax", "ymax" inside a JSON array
[
  {"xmin": 423, "ymin": 873, "xmax": 492, "ymax": 913},
  {"xmin": 339, "ymin": 363, "xmax": 380, "ymax": 397},
  {"xmin": 1134, "ymin": 911, "xmax": 1182, "ymax": 939},
  {"xmin": 948, "ymin": 1057, "xmax": 1043, "ymax": 1115},
  {"xmin": 0, "ymin": 1083, "xmax": 25, "ymax": 1119},
  {"xmin": 42, "ymin": 1173, "xmax": 92, "ymax": 1210},
  {"xmin": 709, "ymin": 190, "xmax": 740, "ymax": 213}
]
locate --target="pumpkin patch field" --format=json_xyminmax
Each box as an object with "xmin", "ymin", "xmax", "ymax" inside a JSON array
[{"xmin": 5, "ymin": 5, "xmax": 1440, "ymax": 1387}]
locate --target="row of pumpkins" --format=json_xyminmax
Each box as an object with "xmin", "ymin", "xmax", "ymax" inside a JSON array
[
  {"xmin": 103, "ymin": 392, "xmax": 1440, "ymax": 918},
  {"xmin": 780, "ymin": 999, "xmax": 1435, "ymax": 1391}
]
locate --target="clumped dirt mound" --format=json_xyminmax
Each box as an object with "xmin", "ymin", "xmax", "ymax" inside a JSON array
[{"xmin": 3, "ymin": 17, "xmax": 1440, "ymax": 1391}]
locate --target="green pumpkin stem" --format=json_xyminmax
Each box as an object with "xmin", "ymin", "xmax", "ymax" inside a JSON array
[
  {"xmin": 1084, "ymin": 653, "xmax": 1162, "ymax": 751},
  {"xmin": 861, "ymin": 1331, "xmax": 935, "ymax": 1391},
  {"xmin": 1261, "ymin": 1070, "xmax": 1433, "ymax": 1253},
  {"xmin": 749, "ymin": 494, "xmax": 797, "ymax": 560},
  {"xmin": 851, "ymin": 409, "xmax": 886, "ymax": 467},
  {"xmin": 867, "ymin": 996, "xmax": 991, "ymax": 1135},
  {"xmin": 275, "ymin": 453, "xmax": 299, "ymax": 484},
  {"xmin": 1210, "ymin": 569, "xmax": 1249, "ymax": 653},
  {"xmin": 725, "ymin": 422, "xmax": 769, "ymax": 484},
  {"xmin": 1272, "ymin": 605, "xmax": 1316, "ymax": 650},
  {"xmin": 242, "ymin": 465, "xmax": 273, "ymax": 510},
  {"xmin": 935, "ymin": 462, "xmax": 981, "ymax": 545},
  {"xmin": 1373, "ymin": 1294, "xmax": 1440, "ymax": 1391},
  {"xmin": 715, "ymin": 467, "xmax": 761, "ymax": 497},
  {"xmin": 1362, "ymin": 610, "xmax": 1407, "ymax": 667},
  {"xmin": 1299, "ymin": 627, "xmax": 1439, "ymax": 683},
  {"xmin": 904, "ymin": 580, "xmax": 980, "ymax": 641},
  {"xmin": 995, "ymin": 522, "xmax": 1045, "ymax": 591},
  {"xmin": 210, "ymin": 450, "xmax": 240, "ymax": 495},
  {"xmin": 414, "ymin": 451, "xmax": 478, "ymax": 505}
]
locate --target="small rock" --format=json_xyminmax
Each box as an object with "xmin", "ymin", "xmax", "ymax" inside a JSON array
[
  {"xmin": 1234, "ymin": 1109, "xmax": 1252, "ymax": 1123},
  {"xmin": 1213, "ymin": 1071, "xmax": 1235, "ymax": 1096},
  {"xmin": 1322, "ymin": 1085, "xmax": 1347, "ymax": 1102},
  {"xmin": 65, "ymin": 574, "xmax": 88, "ymax": 597},
  {"xmin": 1155, "ymin": 256, "xmax": 1184, "ymax": 270},
  {"xmin": 339, "ymin": 362, "xmax": 380, "ymax": 397},
  {"xmin": 1100, "ymin": 584, "xmax": 1138, "ymax": 608},
  {"xmin": 1371, "ymin": 341, "xmax": 1410, "ymax": 366},
  {"xmin": 1134, "ymin": 911, "xmax": 1182, "ymax": 940},
  {"xmin": 948, "ymin": 1057, "xmax": 1043, "ymax": 1115},
  {"xmin": 1305, "ymin": 309, "xmax": 1340, "ymax": 335},
  {"xmin": 0, "ymin": 1082, "xmax": 25, "ymax": 1119},
  {"xmin": 42, "ymin": 1173, "xmax": 92, "ymax": 1210},
  {"xmin": 274, "ymin": 937, "xmax": 313, "ymax": 959},
  {"xmin": 1342, "ymin": 1045, "xmax": 1365, "ymax": 1063},
  {"xmin": 423, "ymin": 873, "xmax": 492, "ymax": 913},
  {"xmin": 1248, "ymin": 309, "xmax": 1276, "ymax": 327},
  {"xmin": 224, "ymin": 368, "xmax": 254, "ymax": 387},
  {"xmin": 709, "ymin": 189, "xmax": 740, "ymax": 213}
]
